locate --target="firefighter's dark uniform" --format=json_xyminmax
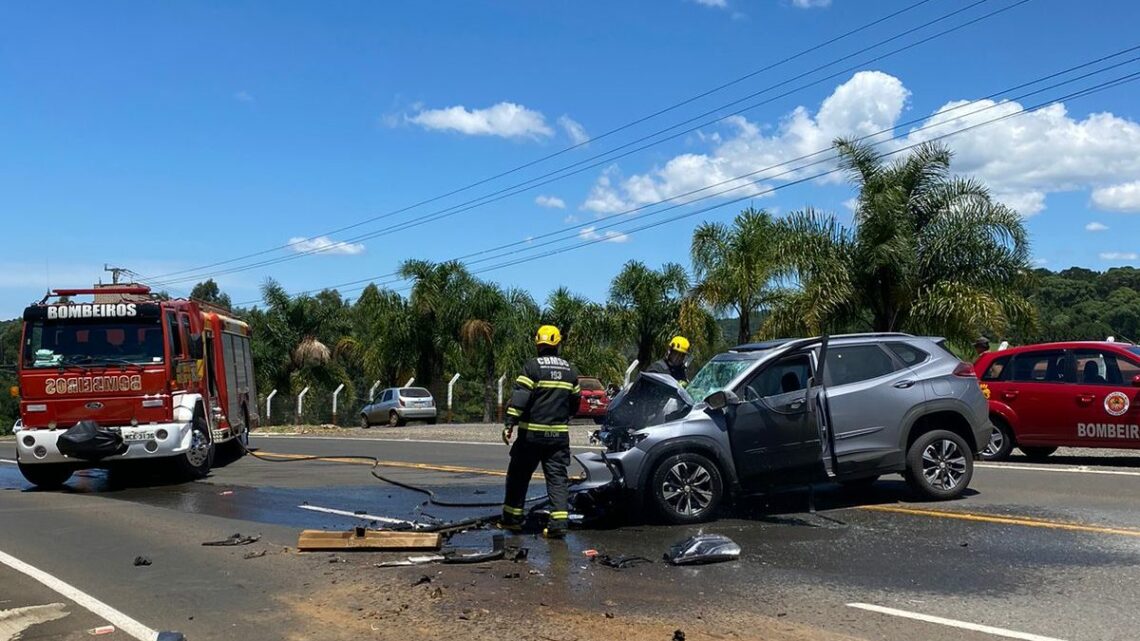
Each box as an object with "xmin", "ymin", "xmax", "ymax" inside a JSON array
[
  {"xmin": 645, "ymin": 358, "xmax": 689, "ymax": 387},
  {"xmin": 502, "ymin": 355, "xmax": 580, "ymax": 532}
]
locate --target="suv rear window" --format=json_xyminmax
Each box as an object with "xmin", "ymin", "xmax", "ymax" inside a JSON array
[
  {"xmin": 824, "ymin": 345, "xmax": 898, "ymax": 386},
  {"xmin": 981, "ymin": 355, "xmax": 1011, "ymax": 381},
  {"xmin": 401, "ymin": 388, "xmax": 431, "ymax": 398},
  {"xmin": 887, "ymin": 342, "xmax": 929, "ymax": 366}
]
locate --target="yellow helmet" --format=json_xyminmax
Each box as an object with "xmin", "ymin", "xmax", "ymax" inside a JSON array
[
  {"xmin": 535, "ymin": 325, "xmax": 562, "ymax": 347},
  {"xmin": 669, "ymin": 335, "xmax": 690, "ymax": 354}
]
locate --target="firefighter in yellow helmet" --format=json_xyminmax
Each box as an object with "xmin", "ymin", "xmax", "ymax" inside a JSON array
[
  {"xmin": 644, "ymin": 335, "xmax": 690, "ymax": 387},
  {"xmin": 500, "ymin": 325, "xmax": 581, "ymax": 539}
]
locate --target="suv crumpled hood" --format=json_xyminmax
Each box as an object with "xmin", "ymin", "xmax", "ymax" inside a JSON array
[{"xmin": 603, "ymin": 372, "xmax": 693, "ymax": 434}]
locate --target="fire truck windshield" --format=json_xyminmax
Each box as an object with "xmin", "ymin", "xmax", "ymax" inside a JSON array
[{"xmin": 22, "ymin": 318, "xmax": 165, "ymax": 369}]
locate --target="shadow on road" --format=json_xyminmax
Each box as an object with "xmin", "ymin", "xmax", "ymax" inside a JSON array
[{"xmin": 1005, "ymin": 453, "xmax": 1140, "ymax": 468}]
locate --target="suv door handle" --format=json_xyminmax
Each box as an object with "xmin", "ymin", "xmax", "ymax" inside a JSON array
[
  {"xmin": 893, "ymin": 380, "xmax": 916, "ymax": 389},
  {"xmin": 784, "ymin": 399, "xmax": 805, "ymax": 412}
]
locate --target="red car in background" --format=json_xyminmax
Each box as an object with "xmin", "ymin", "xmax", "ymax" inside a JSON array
[
  {"xmin": 576, "ymin": 376, "xmax": 610, "ymax": 423},
  {"xmin": 975, "ymin": 341, "xmax": 1140, "ymax": 461}
]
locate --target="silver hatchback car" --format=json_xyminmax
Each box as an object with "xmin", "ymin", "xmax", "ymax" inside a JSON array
[
  {"xmin": 573, "ymin": 333, "xmax": 990, "ymax": 524},
  {"xmin": 360, "ymin": 387, "xmax": 437, "ymax": 427}
]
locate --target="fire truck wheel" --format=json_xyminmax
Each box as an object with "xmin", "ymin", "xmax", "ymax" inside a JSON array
[
  {"xmin": 176, "ymin": 414, "xmax": 215, "ymax": 480},
  {"xmin": 18, "ymin": 462, "xmax": 73, "ymax": 489}
]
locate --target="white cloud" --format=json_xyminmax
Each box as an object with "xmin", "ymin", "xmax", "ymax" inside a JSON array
[
  {"xmin": 842, "ymin": 197, "xmax": 858, "ymax": 212},
  {"xmin": 407, "ymin": 102, "xmax": 553, "ymax": 139},
  {"xmin": 578, "ymin": 226, "xmax": 630, "ymax": 243},
  {"xmin": 1032, "ymin": 257, "xmax": 1049, "ymax": 266},
  {"xmin": 1085, "ymin": 221, "xmax": 1109, "ymax": 232},
  {"xmin": 582, "ymin": 70, "xmax": 1140, "ymax": 219},
  {"xmin": 559, "ymin": 116, "xmax": 590, "ymax": 145},
  {"xmin": 234, "ymin": 90, "xmax": 254, "ymax": 103},
  {"xmin": 563, "ymin": 214, "xmax": 580, "ymax": 224},
  {"xmin": 287, "ymin": 236, "xmax": 365, "ymax": 256},
  {"xmin": 690, "ymin": 0, "xmax": 727, "ymax": 7},
  {"xmin": 793, "ymin": 0, "xmax": 832, "ymax": 7},
  {"xmin": 535, "ymin": 195, "xmax": 566, "ymax": 209},
  {"xmin": 1100, "ymin": 252, "xmax": 1139, "ymax": 261},
  {"xmin": 583, "ymin": 71, "xmax": 908, "ymax": 213},
  {"xmin": 1091, "ymin": 181, "xmax": 1140, "ymax": 213}
]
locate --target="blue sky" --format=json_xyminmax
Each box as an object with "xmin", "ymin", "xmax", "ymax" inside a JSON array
[{"xmin": 2, "ymin": 0, "xmax": 1140, "ymax": 318}]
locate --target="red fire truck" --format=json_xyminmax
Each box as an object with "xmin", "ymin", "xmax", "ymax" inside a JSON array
[{"xmin": 11, "ymin": 286, "xmax": 259, "ymax": 488}]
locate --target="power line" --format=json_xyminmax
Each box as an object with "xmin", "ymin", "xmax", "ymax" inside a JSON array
[
  {"xmin": 147, "ymin": 0, "xmax": 1026, "ymax": 286},
  {"xmin": 229, "ymin": 46, "xmax": 1140, "ymax": 305},
  {"xmin": 138, "ymin": 0, "xmax": 938, "ymax": 283}
]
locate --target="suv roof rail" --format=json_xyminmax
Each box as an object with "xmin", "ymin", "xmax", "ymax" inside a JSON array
[{"xmin": 732, "ymin": 332, "xmax": 915, "ymax": 352}]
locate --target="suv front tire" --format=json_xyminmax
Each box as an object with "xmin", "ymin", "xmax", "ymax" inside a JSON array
[
  {"xmin": 648, "ymin": 452, "xmax": 724, "ymax": 524},
  {"xmin": 904, "ymin": 429, "xmax": 974, "ymax": 500}
]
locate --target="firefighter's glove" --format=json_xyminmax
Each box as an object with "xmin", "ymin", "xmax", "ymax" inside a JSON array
[{"xmin": 501, "ymin": 425, "xmax": 514, "ymax": 446}]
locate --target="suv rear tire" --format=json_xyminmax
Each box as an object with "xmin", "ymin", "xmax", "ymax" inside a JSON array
[
  {"xmin": 904, "ymin": 430, "xmax": 973, "ymax": 501},
  {"xmin": 648, "ymin": 452, "xmax": 723, "ymax": 524},
  {"xmin": 18, "ymin": 462, "xmax": 73, "ymax": 489},
  {"xmin": 979, "ymin": 418, "xmax": 1015, "ymax": 461},
  {"xmin": 1019, "ymin": 446, "xmax": 1057, "ymax": 461}
]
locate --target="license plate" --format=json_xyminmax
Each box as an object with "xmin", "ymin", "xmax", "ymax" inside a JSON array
[{"xmin": 125, "ymin": 431, "xmax": 155, "ymax": 442}]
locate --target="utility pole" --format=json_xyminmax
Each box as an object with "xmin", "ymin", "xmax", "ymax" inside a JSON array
[{"xmin": 103, "ymin": 264, "xmax": 129, "ymax": 285}]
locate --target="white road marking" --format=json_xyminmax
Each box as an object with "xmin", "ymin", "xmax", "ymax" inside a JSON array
[
  {"xmin": 0, "ymin": 548, "xmax": 160, "ymax": 641},
  {"xmin": 0, "ymin": 603, "xmax": 69, "ymax": 641},
  {"xmin": 298, "ymin": 504, "xmax": 423, "ymax": 527},
  {"xmin": 0, "ymin": 459, "xmax": 16, "ymax": 465},
  {"xmin": 978, "ymin": 463, "xmax": 1140, "ymax": 477},
  {"xmin": 848, "ymin": 603, "xmax": 1067, "ymax": 641},
  {"xmin": 252, "ymin": 434, "xmax": 600, "ymax": 451}
]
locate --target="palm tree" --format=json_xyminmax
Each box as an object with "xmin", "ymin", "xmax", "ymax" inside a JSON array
[
  {"xmin": 341, "ymin": 284, "xmax": 416, "ymax": 391},
  {"xmin": 398, "ymin": 260, "xmax": 473, "ymax": 392},
  {"xmin": 459, "ymin": 283, "xmax": 538, "ymax": 422},
  {"xmin": 609, "ymin": 261, "xmax": 689, "ymax": 369},
  {"xmin": 767, "ymin": 138, "xmax": 1034, "ymax": 343},
  {"xmin": 543, "ymin": 287, "xmax": 627, "ymax": 385},
  {"xmin": 690, "ymin": 207, "xmax": 781, "ymax": 343}
]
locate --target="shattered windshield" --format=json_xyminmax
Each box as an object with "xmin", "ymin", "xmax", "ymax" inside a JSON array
[
  {"xmin": 686, "ymin": 353, "xmax": 764, "ymax": 401},
  {"xmin": 22, "ymin": 319, "xmax": 165, "ymax": 368}
]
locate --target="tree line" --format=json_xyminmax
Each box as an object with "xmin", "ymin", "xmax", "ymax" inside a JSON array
[{"xmin": 1, "ymin": 140, "xmax": 1137, "ymax": 429}]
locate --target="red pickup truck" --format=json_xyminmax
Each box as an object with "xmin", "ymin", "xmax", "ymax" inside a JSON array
[{"xmin": 975, "ymin": 341, "xmax": 1140, "ymax": 460}]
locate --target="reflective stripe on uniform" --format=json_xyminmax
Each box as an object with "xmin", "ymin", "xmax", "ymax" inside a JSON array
[
  {"xmin": 550, "ymin": 511, "xmax": 569, "ymax": 520},
  {"xmin": 535, "ymin": 380, "xmax": 574, "ymax": 391},
  {"xmin": 506, "ymin": 407, "xmax": 522, "ymax": 417},
  {"xmin": 516, "ymin": 376, "xmax": 536, "ymax": 389},
  {"xmin": 571, "ymin": 385, "xmax": 581, "ymax": 394},
  {"xmin": 519, "ymin": 422, "xmax": 569, "ymax": 433},
  {"xmin": 502, "ymin": 505, "xmax": 525, "ymax": 516}
]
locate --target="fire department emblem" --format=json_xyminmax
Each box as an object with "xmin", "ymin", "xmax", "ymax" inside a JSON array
[
  {"xmin": 979, "ymin": 383, "xmax": 991, "ymax": 400},
  {"xmin": 1104, "ymin": 391, "xmax": 1130, "ymax": 417}
]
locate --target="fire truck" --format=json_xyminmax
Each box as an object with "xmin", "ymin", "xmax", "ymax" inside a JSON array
[{"xmin": 11, "ymin": 286, "xmax": 259, "ymax": 488}]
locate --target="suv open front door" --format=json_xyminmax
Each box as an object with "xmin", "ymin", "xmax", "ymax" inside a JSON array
[{"xmin": 726, "ymin": 336, "xmax": 833, "ymax": 489}]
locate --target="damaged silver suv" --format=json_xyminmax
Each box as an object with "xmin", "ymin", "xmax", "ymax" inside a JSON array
[{"xmin": 573, "ymin": 334, "xmax": 990, "ymax": 524}]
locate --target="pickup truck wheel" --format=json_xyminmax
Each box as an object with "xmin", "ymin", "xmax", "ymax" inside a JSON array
[
  {"xmin": 648, "ymin": 452, "xmax": 723, "ymax": 524},
  {"xmin": 1019, "ymin": 446, "xmax": 1057, "ymax": 461},
  {"xmin": 360, "ymin": 414, "xmax": 371, "ymax": 429},
  {"xmin": 175, "ymin": 413, "xmax": 214, "ymax": 480},
  {"xmin": 979, "ymin": 418, "xmax": 1015, "ymax": 461},
  {"xmin": 905, "ymin": 430, "xmax": 973, "ymax": 501},
  {"xmin": 18, "ymin": 462, "xmax": 73, "ymax": 489}
]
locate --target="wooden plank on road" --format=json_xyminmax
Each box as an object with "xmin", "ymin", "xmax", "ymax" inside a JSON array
[{"xmin": 297, "ymin": 528, "xmax": 442, "ymax": 551}]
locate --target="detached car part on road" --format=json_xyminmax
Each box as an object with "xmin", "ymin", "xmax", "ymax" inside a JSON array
[
  {"xmin": 572, "ymin": 333, "xmax": 991, "ymax": 524},
  {"xmin": 360, "ymin": 387, "xmax": 437, "ymax": 427}
]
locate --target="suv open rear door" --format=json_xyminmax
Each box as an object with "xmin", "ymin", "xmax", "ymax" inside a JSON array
[{"xmin": 808, "ymin": 335, "xmax": 838, "ymax": 478}]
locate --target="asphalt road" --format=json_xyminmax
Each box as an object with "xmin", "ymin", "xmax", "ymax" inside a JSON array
[{"xmin": 2, "ymin": 433, "xmax": 1139, "ymax": 641}]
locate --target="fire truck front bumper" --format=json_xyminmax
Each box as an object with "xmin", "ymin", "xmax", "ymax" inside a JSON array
[{"xmin": 14, "ymin": 421, "xmax": 198, "ymax": 465}]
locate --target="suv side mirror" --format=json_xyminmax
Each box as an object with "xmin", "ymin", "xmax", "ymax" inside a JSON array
[
  {"xmin": 704, "ymin": 390, "xmax": 739, "ymax": 411},
  {"xmin": 1132, "ymin": 375, "xmax": 1140, "ymax": 388},
  {"xmin": 188, "ymin": 334, "xmax": 204, "ymax": 360}
]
